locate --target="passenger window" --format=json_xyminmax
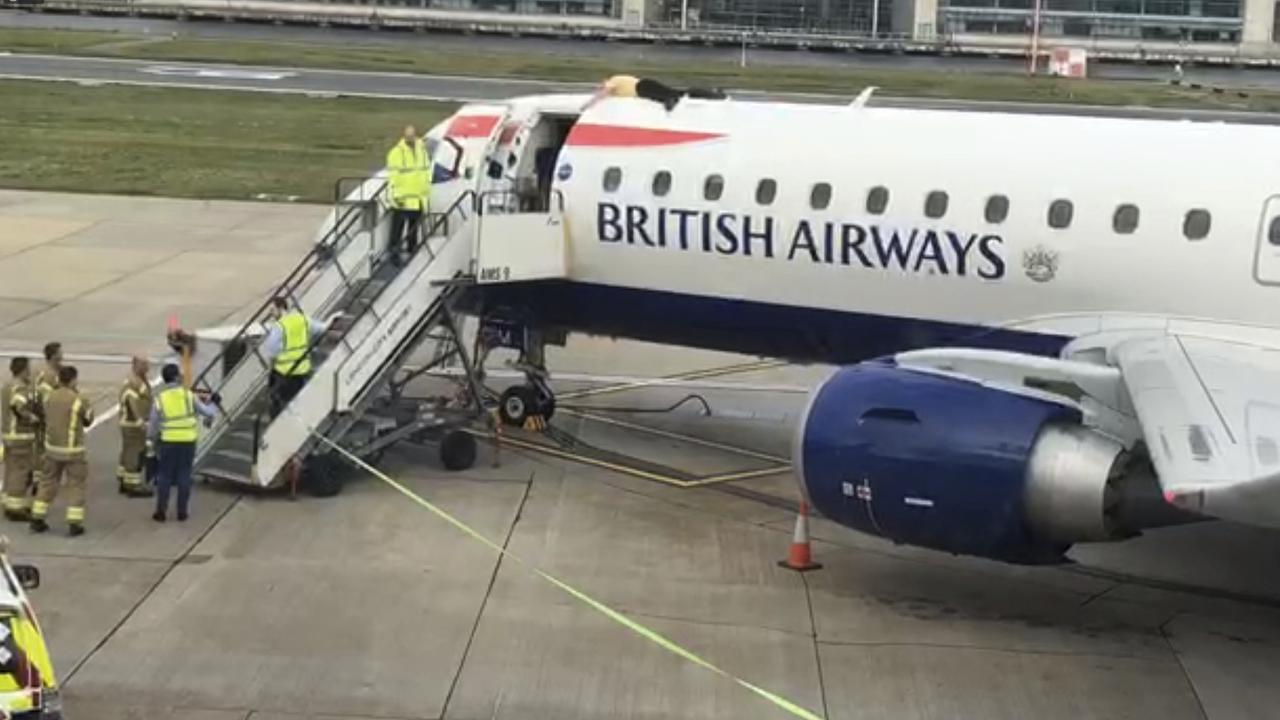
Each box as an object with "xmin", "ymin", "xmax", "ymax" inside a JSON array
[
  {"xmin": 1047, "ymin": 200, "xmax": 1073, "ymax": 230},
  {"xmin": 756, "ymin": 179, "xmax": 777, "ymax": 206},
  {"xmin": 1184, "ymin": 209, "xmax": 1211, "ymax": 240},
  {"xmin": 603, "ymin": 167, "xmax": 622, "ymax": 193},
  {"xmin": 652, "ymin": 171, "xmax": 672, "ymax": 198},
  {"xmin": 1269, "ymin": 216, "xmax": 1280, "ymax": 246},
  {"xmin": 704, "ymin": 174, "xmax": 724, "ymax": 201},
  {"xmin": 984, "ymin": 195, "xmax": 1009, "ymax": 224},
  {"xmin": 1113, "ymin": 204, "xmax": 1140, "ymax": 234},
  {"xmin": 810, "ymin": 183, "xmax": 832, "ymax": 210},
  {"xmin": 924, "ymin": 191, "xmax": 948, "ymax": 219},
  {"xmin": 866, "ymin": 186, "xmax": 889, "ymax": 215}
]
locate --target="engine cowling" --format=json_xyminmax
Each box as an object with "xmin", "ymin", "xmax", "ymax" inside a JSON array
[{"xmin": 795, "ymin": 362, "xmax": 1131, "ymax": 564}]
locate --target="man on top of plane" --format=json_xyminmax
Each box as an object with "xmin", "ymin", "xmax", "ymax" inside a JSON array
[
  {"xmin": 586, "ymin": 75, "xmax": 681, "ymax": 111},
  {"xmin": 585, "ymin": 75, "xmax": 727, "ymax": 112}
]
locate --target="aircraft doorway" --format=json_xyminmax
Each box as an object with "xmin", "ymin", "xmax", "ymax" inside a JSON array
[
  {"xmin": 1254, "ymin": 195, "xmax": 1280, "ymax": 285},
  {"xmin": 483, "ymin": 112, "xmax": 577, "ymax": 214}
]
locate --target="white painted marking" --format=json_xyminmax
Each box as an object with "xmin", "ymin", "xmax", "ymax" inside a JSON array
[
  {"xmin": 140, "ymin": 65, "xmax": 298, "ymax": 81},
  {"xmin": 0, "ymin": 72, "xmax": 481, "ymax": 103},
  {"xmin": 904, "ymin": 497, "xmax": 935, "ymax": 508}
]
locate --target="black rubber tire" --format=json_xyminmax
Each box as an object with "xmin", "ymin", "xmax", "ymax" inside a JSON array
[
  {"xmin": 440, "ymin": 430, "xmax": 478, "ymax": 471},
  {"xmin": 303, "ymin": 454, "xmax": 346, "ymax": 498},
  {"xmin": 498, "ymin": 385, "xmax": 535, "ymax": 427},
  {"xmin": 536, "ymin": 391, "xmax": 556, "ymax": 422}
]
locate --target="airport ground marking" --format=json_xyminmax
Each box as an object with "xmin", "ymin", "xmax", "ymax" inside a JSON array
[
  {"xmin": 471, "ymin": 430, "xmax": 792, "ymax": 488},
  {"xmin": 557, "ymin": 359, "xmax": 787, "ymax": 401},
  {"xmin": 309, "ymin": 431, "xmax": 826, "ymax": 720},
  {"xmin": 562, "ymin": 408, "xmax": 790, "ymax": 464}
]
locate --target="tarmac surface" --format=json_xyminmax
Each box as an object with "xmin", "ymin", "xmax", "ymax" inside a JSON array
[{"xmin": 2, "ymin": 189, "xmax": 1280, "ymax": 719}]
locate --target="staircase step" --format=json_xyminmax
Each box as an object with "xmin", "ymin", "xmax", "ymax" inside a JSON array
[
  {"xmin": 198, "ymin": 464, "xmax": 254, "ymax": 486},
  {"xmin": 211, "ymin": 448, "xmax": 254, "ymax": 464}
]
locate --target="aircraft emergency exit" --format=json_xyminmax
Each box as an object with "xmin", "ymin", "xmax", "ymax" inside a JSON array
[{"xmin": 413, "ymin": 89, "xmax": 1280, "ymax": 564}]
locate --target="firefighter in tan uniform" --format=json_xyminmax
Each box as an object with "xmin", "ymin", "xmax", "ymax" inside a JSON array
[
  {"xmin": 117, "ymin": 355, "xmax": 153, "ymax": 498},
  {"xmin": 30, "ymin": 342, "xmax": 63, "ymax": 494},
  {"xmin": 1, "ymin": 358, "xmax": 39, "ymax": 521},
  {"xmin": 31, "ymin": 365, "xmax": 93, "ymax": 536}
]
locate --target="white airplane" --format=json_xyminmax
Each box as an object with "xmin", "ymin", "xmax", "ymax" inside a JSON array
[{"xmin": 415, "ymin": 89, "xmax": 1280, "ymax": 564}]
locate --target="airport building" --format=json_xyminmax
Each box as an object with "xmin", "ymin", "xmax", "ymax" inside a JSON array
[{"xmin": 357, "ymin": 0, "xmax": 1275, "ymax": 51}]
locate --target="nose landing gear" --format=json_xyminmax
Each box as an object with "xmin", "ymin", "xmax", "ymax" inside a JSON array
[{"xmin": 497, "ymin": 369, "xmax": 555, "ymax": 427}]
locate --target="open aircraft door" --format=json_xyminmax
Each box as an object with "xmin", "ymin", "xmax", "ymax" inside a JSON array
[
  {"xmin": 1254, "ymin": 195, "xmax": 1280, "ymax": 285},
  {"xmin": 476, "ymin": 109, "xmax": 534, "ymax": 214},
  {"xmin": 472, "ymin": 107, "xmax": 572, "ymax": 284}
]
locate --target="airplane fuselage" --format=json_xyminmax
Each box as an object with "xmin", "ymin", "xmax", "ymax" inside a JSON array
[{"xmin": 430, "ymin": 94, "xmax": 1280, "ymax": 363}]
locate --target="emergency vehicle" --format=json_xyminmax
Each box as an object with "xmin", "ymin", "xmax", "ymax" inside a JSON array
[{"xmin": 0, "ymin": 538, "xmax": 60, "ymax": 719}]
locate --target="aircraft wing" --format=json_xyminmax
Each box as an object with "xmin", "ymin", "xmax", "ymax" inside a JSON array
[{"xmin": 1114, "ymin": 333, "xmax": 1280, "ymax": 528}]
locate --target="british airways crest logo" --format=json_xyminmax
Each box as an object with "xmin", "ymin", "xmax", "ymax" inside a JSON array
[
  {"xmin": 1022, "ymin": 245, "xmax": 1058, "ymax": 282},
  {"xmin": 596, "ymin": 202, "xmax": 1007, "ymax": 280}
]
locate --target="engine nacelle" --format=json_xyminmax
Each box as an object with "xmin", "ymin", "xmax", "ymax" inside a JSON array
[{"xmin": 795, "ymin": 363, "xmax": 1131, "ymax": 564}]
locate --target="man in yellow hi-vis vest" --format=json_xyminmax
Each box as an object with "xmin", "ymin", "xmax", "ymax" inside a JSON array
[
  {"xmin": 264, "ymin": 297, "xmax": 332, "ymax": 418},
  {"xmin": 31, "ymin": 366, "xmax": 93, "ymax": 536},
  {"xmin": 1, "ymin": 357, "xmax": 39, "ymax": 521},
  {"xmin": 386, "ymin": 124, "xmax": 431, "ymax": 267},
  {"xmin": 148, "ymin": 363, "xmax": 217, "ymax": 522},
  {"xmin": 117, "ymin": 355, "xmax": 154, "ymax": 498}
]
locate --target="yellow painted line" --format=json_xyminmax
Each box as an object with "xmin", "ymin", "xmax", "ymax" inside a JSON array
[
  {"xmin": 686, "ymin": 465, "xmax": 793, "ymax": 487},
  {"xmin": 472, "ymin": 431, "xmax": 789, "ymax": 489},
  {"xmin": 557, "ymin": 359, "xmax": 787, "ymax": 401},
  {"xmin": 309, "ymin": 431, "xmax": 825, "ymax": 720},
  {"xmin": 485, "ymin": 432, "xmax": 700, "ymax": 488},
  {"xmin": 563, "ymin": 409, "xmax": 789, "ymax": 464}
]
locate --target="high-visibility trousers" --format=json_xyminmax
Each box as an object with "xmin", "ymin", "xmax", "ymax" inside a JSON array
[
  {"xmin": 1, "ymin": 442, "xmax": 33, "ymax": 512},
  {"xmin": 119, "ymin": 427, "xmax": 147, "ymax": 490},
  {"xmin": 34, "ymin": 455, "xmax": 87, "ymax": 525},
  {"xmin": 31, "ymin": 428, "xmax": 44, "ymax": 484}
]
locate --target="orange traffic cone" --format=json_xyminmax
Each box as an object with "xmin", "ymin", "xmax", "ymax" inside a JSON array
[{"xmin": 778, "ymin": 502, "xmax": 822, "ymax": 572}]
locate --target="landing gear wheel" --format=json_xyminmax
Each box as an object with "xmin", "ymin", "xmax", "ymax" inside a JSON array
[
  {"xmin": 302, "ymin": 453, "xmax": 346, "ymax": 498},
  {"xmin": 440, "ymin": 430, "xmax": 477, "ymax": 471},
  {"xmin": 499, "ymin": 385, "xmax": 536, "ymax": 427},
  {"xmin": 535, "ymin": 392, "xmax": 556, "ymax": 422}
]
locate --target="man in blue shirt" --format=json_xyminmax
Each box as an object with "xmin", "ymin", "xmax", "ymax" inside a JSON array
[
  {"xmin": 262, "ymin": 297, "xmax": 332, "ymax": 418},
  {"xmin": 148, "ymin": 363, "xmax": 217, "ymax": 522}
]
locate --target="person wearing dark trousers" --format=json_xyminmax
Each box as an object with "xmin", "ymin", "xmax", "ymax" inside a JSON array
[
  {"xmin": 262, "ymin": 297, "xmax": 333, "ymax": 418},
  {"xmin": 386, "ymin": 124, "xmax": 432, "ymax": 267},
  {"xmin": 147, "ymin": 363, "xmax": 217, "ymax": 523},
  {"xmin": 584, "ymin": 75, "xmax": 725, "ymax": 112}
]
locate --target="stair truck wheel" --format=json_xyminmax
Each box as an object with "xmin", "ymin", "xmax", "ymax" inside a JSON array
[
  {"xmin": 302, "ymin": 453, "xmax": 346, "ymax": 498},
  {"xmin": 440, "ymin": 430, "xmax": 477, "ymax": 471},
  {"xmin": 498, "ymin": 385, "xmax": 535, "ymax": 427}
]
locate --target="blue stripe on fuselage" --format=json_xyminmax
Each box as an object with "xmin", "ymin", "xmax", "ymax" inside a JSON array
[{"xmin": 459, "ymin": 281, "xmax": 1070, "ymax": 364}]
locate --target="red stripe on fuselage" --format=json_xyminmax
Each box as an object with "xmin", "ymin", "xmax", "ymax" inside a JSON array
[
  {"xmin": 566, "ymin": 124, "xmax": 724, "ymax": 147},
  {"xmin": 446, "ymin": 114, "xmax": 500, "ymax": 138}
]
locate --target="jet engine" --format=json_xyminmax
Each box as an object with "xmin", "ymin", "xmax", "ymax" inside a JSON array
[{"xmin": 794, "ymin": 362, "xmax": 1191, "ymax": 564}]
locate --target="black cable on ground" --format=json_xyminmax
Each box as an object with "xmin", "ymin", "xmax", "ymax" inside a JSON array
[{"xmin": 560, "ymin": 393, "xmax": 714, "ymax": 417}]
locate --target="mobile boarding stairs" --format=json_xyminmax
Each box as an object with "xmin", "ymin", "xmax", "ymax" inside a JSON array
[{"xmin": 186, "ymin": 178, "xmax": 569, "ymax": 496}]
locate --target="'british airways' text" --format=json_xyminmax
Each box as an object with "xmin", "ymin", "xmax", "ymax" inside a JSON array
[{"xmin": 597, "ymin": 202, "xmax": 1006, "ymax": 280}]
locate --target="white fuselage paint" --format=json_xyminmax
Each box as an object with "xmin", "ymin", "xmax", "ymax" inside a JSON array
[{"xmin": 424, "ymin": 93, "xmax": 1280, "ymax": 355}]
